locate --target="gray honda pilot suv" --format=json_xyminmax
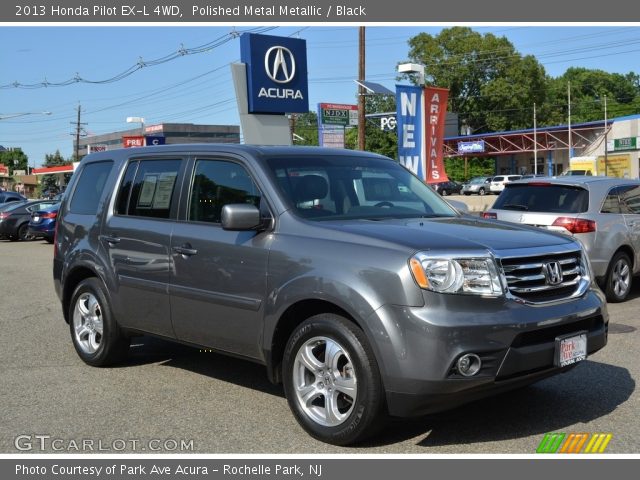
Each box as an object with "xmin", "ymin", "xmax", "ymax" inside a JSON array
[{"xmin": 54, "ymin": 145, "xmax": 608, "ymax": 445}]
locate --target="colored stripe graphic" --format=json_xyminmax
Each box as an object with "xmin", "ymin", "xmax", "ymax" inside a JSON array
[
  {"xmin": 536, "ymin": 433, "xmax": 565, "ymax": 453},
  {"xmin": 560, "ymin": 433, "xmax": 589, "ymax": 453},
  {"xmin": 537, "ymin": 433, "xmax": 613, "ymax": 453},
  {"xmin": 584, "ymin": 433, "xmax": 613, "ymax": 453}
]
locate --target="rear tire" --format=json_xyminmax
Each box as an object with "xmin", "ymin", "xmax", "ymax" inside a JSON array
[
  {"xmin": 69, "ymin": 278, "xmax": 129, "ymax": 366},
  {"xmin": 441, "ymin": 189, "xmax": 448, "ymax": 196},
  {"xmin": 283, "ymin": 314, "xmax": 384, "ymax": 446},
  {"xmin": 604, "ymin": 251, "xmax": 632, "ymax": 303},
  {"xmin": 18, "ymin": 223, "xmax": 30, "ymax": 241}
]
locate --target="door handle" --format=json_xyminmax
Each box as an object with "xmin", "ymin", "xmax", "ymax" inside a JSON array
[
  {"xmin": 99, "ymin": 235, "xmax": 121, "ymax": 245},
  {"xmin": 173, "ymin": 245, "xmax": 198, "ymax": 257}
]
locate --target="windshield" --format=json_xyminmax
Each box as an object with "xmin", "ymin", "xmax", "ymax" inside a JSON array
[{"xmin": 265, "ymin": 155, "xmax": 458, "ymax": 221}]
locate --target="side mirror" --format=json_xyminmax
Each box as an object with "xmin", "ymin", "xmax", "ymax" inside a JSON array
[{"xmin": 221, "ymin": 204, "xmax": 261, "ymax": 231}]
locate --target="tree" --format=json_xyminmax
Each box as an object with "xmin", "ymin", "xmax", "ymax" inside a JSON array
[
  {"xmin": 404, "ymin": 27, "xmax": 547, "ymax": 133},
  {"xmin": 542, "ymin": 67, "xmax": 639, "ymax": 125},
  {"xmin": 344, "ymin": 94, "xmax": 398, "ymax": 158},
  {"xmin": 41, "ymin": 150, "xmax": 72, "ymax": 193},
  {"xmin": 0, "ymin": 148, "xmax": 29, "ymax": 175},
  {"xmin": 291, "ymin": 112, "xmax": 320, "ymax": 146}
]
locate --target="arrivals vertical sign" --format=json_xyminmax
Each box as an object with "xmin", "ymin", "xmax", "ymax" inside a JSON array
[
  {"xmin": 396, "ymin": 84, "xmax": 450, "ymax": 183},
  {"xmin": 424, "ymin": 87, "xmax": 449, "ymax": 183}
]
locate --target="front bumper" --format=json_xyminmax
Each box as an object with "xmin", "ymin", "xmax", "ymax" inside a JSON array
[{"xmin": 367, "ymin": 286, "xmax": 608, "ymax": 417}]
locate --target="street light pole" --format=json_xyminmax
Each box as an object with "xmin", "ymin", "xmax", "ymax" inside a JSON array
[
  {"xmin": 534, "ymin": 103, "xmax": 538, "ymax": 175},
  {"xmin": 604, "ymin": 95, "xmax": 608, "ymax": 176}
]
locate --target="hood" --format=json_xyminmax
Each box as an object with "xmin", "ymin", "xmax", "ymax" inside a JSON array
[{"xmin": 318, "ymin": 216, "xmax": 576, "ymax": 253}]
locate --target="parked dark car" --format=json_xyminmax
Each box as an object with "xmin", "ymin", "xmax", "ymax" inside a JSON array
[
  {"xmin": 0, "ymin": 200, "xmax": 57, "ymax": 241},
  {"xmin": 55, "ymin": 145, "xmax": 607, "ymax": 445},
  {"xmin": 433, "ymin": 180, "xmax": 462, "ymax": 196},
  {"xmin": 28, "ymin": 203, "xmax": 60, "ymax": 243},
  {"xmin": 0, "ymin": 191, "xmax": 27, "ymax": 204}
]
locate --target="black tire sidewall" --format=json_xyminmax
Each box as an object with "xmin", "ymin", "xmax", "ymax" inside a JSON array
[
  {"xmin": 69, "ymin": 278, "xmax": 127, "ymax": 366},
  {"xmin": 282, "ymin": 314, "xmax": 383, "ymax": 446},
  {"xmin": 605, "ymin": 252, "xmax": 632, "ymax": 303},
  {"xmin": 479, "ymin": 188, "xmax": 485, "ymax": 195},
  {"xmin": 18, "ymin": 223, "xmax": 29, "ymax": 241}
]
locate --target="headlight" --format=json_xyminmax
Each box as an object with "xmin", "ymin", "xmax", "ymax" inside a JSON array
[{"xmin": 409, "ymin": 252, "xmax": 504, "ymax": 296}]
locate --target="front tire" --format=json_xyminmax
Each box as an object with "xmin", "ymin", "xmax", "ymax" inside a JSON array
[
  {"xmin": 69, "ymin": 278, "xmax": 129, "ymax": 366},
  {"xmin": 604, "ymin": 252, "xmax": 632, "ymax": 303},
  {"xmin": 478, "ymin": 188, "xmax": 486, "ymax": 196},
  {"xmin": 283, "ymin": 314, "xmax": 384, "ymax": 445}
]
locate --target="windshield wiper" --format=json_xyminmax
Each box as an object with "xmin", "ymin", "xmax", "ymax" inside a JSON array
[{"xmin": 501, "ymin": 204, "xmax": 529, "ymax": 211}]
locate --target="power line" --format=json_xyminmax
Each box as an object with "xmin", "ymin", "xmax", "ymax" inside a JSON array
[{"xmin": 0, "ymin": 27, "xmax": 276, "ymax": 90}]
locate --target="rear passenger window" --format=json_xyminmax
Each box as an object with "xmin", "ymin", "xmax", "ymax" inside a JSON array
[
  {"xmin": 189, "ymin": 159, "xmax": 261, "ymax": 224},
  {"xmin": 601, "ymin": 188, "xmax": 622, "ymax": 214},
  {"xmin": 69, "ymin": 161, "xmax": 113, "ymax": 215},
  {"xmin": 123, "ymin": 159, "xmax": 181, "ymax": 219},
  {"xmin": 620, "ymin": 185, "xmax": 640, "ymax": 214}
]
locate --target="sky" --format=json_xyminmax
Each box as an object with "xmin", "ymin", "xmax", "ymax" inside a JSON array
[{"xmin": 1, "ymin": 25, "xmax": 639, "ymax": 167}]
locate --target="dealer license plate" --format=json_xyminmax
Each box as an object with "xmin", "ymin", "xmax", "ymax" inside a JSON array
[{"xmin": 555, "ymin": 331, "xmax": 587, "ymax": 367}]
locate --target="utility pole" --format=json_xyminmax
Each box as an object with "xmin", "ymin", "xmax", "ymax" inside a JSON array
[
  {"xmin": 568, "ymin": 82, "xmax": 572, "ymax": 161},
  {"xmin": 534, "ymin": 103, "xmax": 538, "ymax": 175},
  {"xmin": 357, "ymin": 26, "xmax": 366, "ymax": 151},
  {"xmin": 71, "ymin": 104, "xmax": 87, "ymax": 161},
  {"xmin": 604, "ymin": 95, "xmax": 608, "ymax": 176}
]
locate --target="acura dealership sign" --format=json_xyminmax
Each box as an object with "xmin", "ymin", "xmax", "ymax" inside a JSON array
[{"xmin": 240, "ymin": 33, "xmax": 308, "ymax": 114}]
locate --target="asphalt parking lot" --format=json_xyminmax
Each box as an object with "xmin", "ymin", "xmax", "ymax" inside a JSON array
[{"xmin": 0, "ymin": 240, "xmax": 638, "ymax": 454}]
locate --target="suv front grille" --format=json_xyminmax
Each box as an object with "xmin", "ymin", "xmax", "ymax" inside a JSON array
[{"xmin": 500, "ymin": 250, "xmax": 583, "ymax": 303}]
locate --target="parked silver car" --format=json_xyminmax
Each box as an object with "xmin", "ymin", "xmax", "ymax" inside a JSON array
[
  {"xmin": 461, "ymin": 176, "xmax": 493, "ymax": 196},
  {"xmin": 485, "ymin": 176, "xmax": 640, "ymax": 302}
]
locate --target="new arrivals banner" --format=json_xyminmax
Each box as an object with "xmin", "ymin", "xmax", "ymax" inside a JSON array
[
  {"xmin": 396, "ymin": 84, "xmax": 425, "ymax": 180},
  {"xmin": 396, "ymin": 85, "xmax": 449, "ymax": 183},
  {"xmin": 424, "ymin": 86, "xmax": 449, "ymax": 183}
]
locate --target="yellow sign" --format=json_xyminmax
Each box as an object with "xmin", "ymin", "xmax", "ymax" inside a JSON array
[{"xmin": 598, "ymin": 154, "xmax": 631, "ymax": 178}]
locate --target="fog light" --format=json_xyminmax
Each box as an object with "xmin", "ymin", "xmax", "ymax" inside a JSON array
[{"xmin": 457, "ymin": 353, "xmax": 482, "ymax": 377}]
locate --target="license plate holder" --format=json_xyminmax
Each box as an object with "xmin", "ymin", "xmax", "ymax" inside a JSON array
[{"xmin": 555, "ymin": 331, "xmax": 588, "ymax": 367}]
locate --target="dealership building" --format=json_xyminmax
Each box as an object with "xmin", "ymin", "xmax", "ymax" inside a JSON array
[
  {"xmin": 75, "ymin": 123, "xmax": 240, "ymax": 157},
  {"xmin": 443, "ymin": 114, "xmax": 640, "ymax": 178}
]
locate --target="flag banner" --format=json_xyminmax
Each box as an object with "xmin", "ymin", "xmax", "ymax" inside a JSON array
[
  {"xmin": 396, "ymin": 85, "xmax": 425, "ymax": 180},
  {"xmin": 424, "ymin": 86, "xmax": 450, "ymax": 183}
]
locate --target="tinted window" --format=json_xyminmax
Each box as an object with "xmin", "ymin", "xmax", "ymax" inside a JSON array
[
  {"xmin": 493, "ymin": 176, "xmax": 504, "ymax": 182},
  {"xmin": 127, "ymin": 159, "xmax": 181, "ymax": 219},
  {"xmin": 493, "ymin": 184, "xmax": 589, "ymax": 213},
  {"xmin": 189, "ymin": 160, "xmax": 261, "ymax": 224},
  {"xmin": 69, "ymin": 161, "xmax": 113, "ymax": 215},
  {"xmin": 601, "ymin": 187, "xmax": 623, "ymax": 214},
  {"xmin": 115, "ymin": 162, "xmax": 138, "ymax": 215},
  {"xmin": 620, "ymin": 185, "xmax": 640, "ymax": 214}
]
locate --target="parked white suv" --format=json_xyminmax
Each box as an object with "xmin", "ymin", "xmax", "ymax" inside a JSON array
[{"xmin": 490, "ymin": 175, "xmax": 522, "ymax": 194}]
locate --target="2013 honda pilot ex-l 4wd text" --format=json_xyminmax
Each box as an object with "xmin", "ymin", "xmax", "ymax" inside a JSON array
[{"xmin": 54, "ymin": 145, "xmax": 608, "ymax": 445}]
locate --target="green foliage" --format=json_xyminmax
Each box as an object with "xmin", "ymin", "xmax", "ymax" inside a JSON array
[
  {"xmin": 445, "ymin": 157, "xmax": 496, "ymax": 182},
  {"xmin": 0, "ymin": 148, "xmax": 29, "ymax": 175},
  {"xmin": 41, "ymin": 150, "xmax": 73, "ymax": 192},
  {"xmin": 405, "ymin": 27, "xmax": 547, "ymax": 133},
  {"xmin": 544, "ymin": 67, "xmax": 639, "ymax": 124},
  {"xmin": 291, "ymin": 112, "xmax": 320, "ymax": 146}
]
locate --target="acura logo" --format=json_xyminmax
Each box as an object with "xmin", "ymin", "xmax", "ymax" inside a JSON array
[
  {"xmin": 264, "ymin": 46, "xmax": 296, "ymax": 84},
  {"xmin": 543, "ymin": 261, "xmax": 563, "ymax": 286}
]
